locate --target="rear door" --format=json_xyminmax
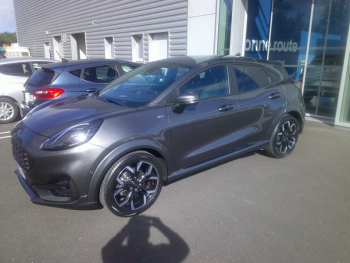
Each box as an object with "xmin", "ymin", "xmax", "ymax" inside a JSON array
[
  {"xmin": 80, "ymin": 64, "xmax": 119, "ymax": 93},
  {"xmin": 167, "ymin": 64, "xmax": 241, "ymax": 171},
  {"xmin": 231, "ymin": 63, "xmax": 286, "ymax": 147}
]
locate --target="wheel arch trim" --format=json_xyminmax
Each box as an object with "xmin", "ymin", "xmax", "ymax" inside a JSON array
[
  {"xmin": 87, "ymin": 139, "xmax": 173, "ymax": 203},
  {"xmin": 266, "ymin": 105, "xmax": 304, "ymax": 140},
  {"xmin": 0, "ymin": 95, "xmax": 20, "ymax": 106}
]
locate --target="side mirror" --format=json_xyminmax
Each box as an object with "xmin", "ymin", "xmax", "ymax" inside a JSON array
[{"xmin": 176, "ymin": 92, "xmax": 199, "ymax": 106}]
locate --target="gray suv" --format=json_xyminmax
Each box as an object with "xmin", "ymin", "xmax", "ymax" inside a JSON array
[
  {"xmin": 12, "ymin": 56, "xmax": 305, "ymax": 217},
  {"xmin": 0, "ymin": 58, "xmax": 56, "ymax": 123}
]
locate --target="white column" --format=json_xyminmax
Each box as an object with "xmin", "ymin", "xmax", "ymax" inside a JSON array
[{"xmin": 187, "ymin": 0, "xmax": 217, "ymax": 55}]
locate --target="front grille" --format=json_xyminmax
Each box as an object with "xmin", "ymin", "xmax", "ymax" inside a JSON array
[{"xmin": 11, "ymin": 138, "xmax": 33, "ymax": 173}]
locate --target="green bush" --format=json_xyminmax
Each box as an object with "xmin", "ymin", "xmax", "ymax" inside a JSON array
[{"xmin": 0, "ymin": 32, "xmax": 17, "ymax": 46}]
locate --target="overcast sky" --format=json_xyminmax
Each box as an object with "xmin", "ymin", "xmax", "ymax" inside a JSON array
[{"xmin": 1, "ymin": 0, "xmax": 16, "ymax": 32}]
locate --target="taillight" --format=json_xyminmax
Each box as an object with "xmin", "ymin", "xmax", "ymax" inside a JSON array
[
  {"xmin": 296, "ymin": 81, "xmax": 302, "ymax": 89},
  {"xmin": 33, "ymin": 88, "xmax": 65, "ymax": 98}
]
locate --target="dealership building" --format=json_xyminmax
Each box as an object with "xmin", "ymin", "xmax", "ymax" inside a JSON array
[{"xmin": 13, "ymin": 0, "xmax": 350, "ymax": 128}]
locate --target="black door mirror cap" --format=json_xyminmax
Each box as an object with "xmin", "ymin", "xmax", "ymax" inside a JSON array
[{"xmin": 176, "ymin": 92, "xmax": 199, "ymax": 106}]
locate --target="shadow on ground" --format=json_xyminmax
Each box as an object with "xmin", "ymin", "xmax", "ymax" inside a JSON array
[{"xmin": 101, "ymin": 215, "xmax": 189, "ymax": 263}]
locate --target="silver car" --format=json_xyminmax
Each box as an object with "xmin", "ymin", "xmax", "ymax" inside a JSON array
[{"xmin": 0, "ymin": 58, "xmax": 56, "ymax": 123}]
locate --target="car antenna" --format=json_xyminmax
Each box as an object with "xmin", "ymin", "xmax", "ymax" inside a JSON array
[{"xmin": 56, "ymin": 51, "xmax": 69, "ymax": 63}]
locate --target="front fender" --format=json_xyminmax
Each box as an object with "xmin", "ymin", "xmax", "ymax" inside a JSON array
[{"xmin": 87, "ymin": 139, "xmax": 174, "ymax": 203}]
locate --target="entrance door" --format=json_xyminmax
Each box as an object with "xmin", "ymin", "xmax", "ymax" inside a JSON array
[
  {"xmin": 44, "ymin": 42, "xmax": 51, "ymax": 59},
  {"xmin": 71, "ymin": 33, "xmax": 87, "ymax": 60},
  {"xmin": 53, "ymin": 36, "xmax": 62, "ymax": 60}
]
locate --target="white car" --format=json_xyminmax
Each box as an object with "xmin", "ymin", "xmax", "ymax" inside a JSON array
[{"xmin": 0, "ymin": 58, "xmax": 56, "ymax": 123}]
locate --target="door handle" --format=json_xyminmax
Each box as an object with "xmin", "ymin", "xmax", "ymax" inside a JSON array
[
  {"xmin": 86, "ymin": 89, "xmax": 97, "ymax": 92},
  {"xmin": 218, "ymin": 104, "xmax": 234, "ymax": 112},
  {"xmin": 268, "ymin": 93, "xmax": 281, "ymax": 99}
]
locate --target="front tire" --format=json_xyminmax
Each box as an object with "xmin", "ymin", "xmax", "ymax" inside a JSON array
[
  {"xmin": 265, "ymin": 115, "xmax": 299, "ymax": 158},
  {"xmin": 0, "ymin": 98, "xmax": 19, "ymax": 124},
  {"xmin": 99, "ymin": 151, "xmax": 163, "ymax": 217}
]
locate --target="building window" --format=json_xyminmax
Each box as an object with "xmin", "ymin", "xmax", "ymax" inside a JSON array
[
  {"xmin": 71, "ymin": 33, "xmax": 87, "ymax": 60},
  {"xmin": 132, "ymin": 34, "xmax": 143, "ymax": 62},
  {"xmin": 104, "ymin": 37, "xmax": 114, "ymax": 59},
  {"xmin": 148, "ymin": 32, "xmax": 168, "ymax": 62},
  {"xmin": 217, "ymin": 0, "xmax": 233, "ymax": 55}
]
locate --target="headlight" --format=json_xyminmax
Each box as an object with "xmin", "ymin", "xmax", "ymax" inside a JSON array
[{"xmin": 42, "ymin": 119, "xmax": 103, "ymax": 151}]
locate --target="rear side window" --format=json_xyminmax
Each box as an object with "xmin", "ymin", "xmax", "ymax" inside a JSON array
[
  {"xmin": 265, "ymin": 69, "xmax": 281, "ymax": 82},
  {"xmin": 121, "ymin": 65, "xmax": 137, "ymax": 73},
  {"xmin": 273, "ymin": 65, "xmax": 289, "ymax": 79},
  {"xmin": 69, "ymin": 69, "xmax": 81, "ymax": 78},
  {"xmin": 0, "ymin": 63, "xmax": 32, "ymax": 76},
  {"xmin": 233, "ymin": 65, "xmax": 270, "ymax": 92},
  {"xmin": 83, "ymin": 65, "xmax": 118, "ymax": 83},
  {"xmin": 26, "ymin": 68, "xmax": 57, "ymax": 86}
]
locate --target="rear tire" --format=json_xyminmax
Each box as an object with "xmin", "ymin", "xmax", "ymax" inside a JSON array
[
  {"xmin": 265, "ymin": 115, "xmax": 299, "ymax": 158},
  {"xmin": 99, "ymin": 151, "xmax": 163, "ymax": 217},
  {"xmin": 0, "ymin": 98, "xmax": 19, "ymax": 124}
]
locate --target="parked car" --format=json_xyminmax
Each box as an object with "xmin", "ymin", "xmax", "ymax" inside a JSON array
[
  {"xmin": 0, "ymin": 57, "xmax": 56, "ymax": 123},
  {"xmin": 12, "ymin": 56, "xmax": 305, "ymax": 217},
  {"xmin": 0, "ymin": 50, "xmax": 6, "ymax": 59},
  {"xmin": 301, "ymin": 54, "xmax": 344, "ymax": 102},
  {"xmin": 21, "ymin": 59, "xmax": 142, "ymax": 117}
]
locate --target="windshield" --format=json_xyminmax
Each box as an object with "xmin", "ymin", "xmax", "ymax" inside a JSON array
[{"xmin": 98, "ymin": 62, "xmax": 192, "ymax": 107}]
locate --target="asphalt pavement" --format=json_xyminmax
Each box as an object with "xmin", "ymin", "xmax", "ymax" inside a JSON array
[{"xmin": 1, "ymin": 120, "xmax": 350, "ymax": 263}]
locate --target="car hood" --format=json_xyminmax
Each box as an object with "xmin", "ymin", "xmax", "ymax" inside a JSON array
[{"xmin": 23, "ymin": 95, "xmax": 137, "ymax": 137}]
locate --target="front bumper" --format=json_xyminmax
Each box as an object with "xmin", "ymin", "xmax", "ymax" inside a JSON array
[
  {"xmin": 11, "ymin": 121, "xmax": 109, "ymax": 209},
  {"xmin": 15, "ymin": 169, "xmax": 97, "ymax": 209}
]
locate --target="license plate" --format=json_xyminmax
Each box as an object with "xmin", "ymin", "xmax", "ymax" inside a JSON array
[
  {"xmin": 314, "ymin": 80, "xmax": 333, "ymax": 86},
  {"xmin": 18, "ymin": 165, "xmax": 26, "ymax": 180},
  {"xmin": 25, "ymin": 92, "xmax": 34, "ymax": 102}
]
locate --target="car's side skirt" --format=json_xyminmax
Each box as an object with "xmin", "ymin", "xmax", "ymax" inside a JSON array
[{"xmin": 167, "ymin": 140, "xmax": 269, "ymax": 182}]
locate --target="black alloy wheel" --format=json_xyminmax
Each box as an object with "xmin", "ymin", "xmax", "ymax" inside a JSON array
[
  {"xmin": 265, "ymin": 115, "xmax": 299, "ymax": 158},
  {"xmin": 100, "ymin": 151, "xmax": 163, "ymax": 217}
]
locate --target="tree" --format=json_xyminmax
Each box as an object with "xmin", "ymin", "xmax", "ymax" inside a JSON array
[{"xmin": 0, "ymin": 32, "xmax": 17, "ymax": 46}]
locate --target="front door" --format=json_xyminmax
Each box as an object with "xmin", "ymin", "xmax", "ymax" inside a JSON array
[{"xmin": 167, "ymin": 64, "xmax": 240, "ymax": 171}]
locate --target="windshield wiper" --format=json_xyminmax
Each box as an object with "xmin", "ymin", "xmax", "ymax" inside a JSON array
[{"xmin": 97, "ymin": 96, "xmax": 126, "ymax": 107}]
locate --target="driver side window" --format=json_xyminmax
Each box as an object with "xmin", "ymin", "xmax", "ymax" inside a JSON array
[{"xmin": 179, "ymin": 65, "xmax": 229, "ymax": 99}]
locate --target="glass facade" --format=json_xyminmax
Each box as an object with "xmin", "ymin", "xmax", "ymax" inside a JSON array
[{"xmin": 237, "ymin": 0, "xmax": 350, "ymax": 122}]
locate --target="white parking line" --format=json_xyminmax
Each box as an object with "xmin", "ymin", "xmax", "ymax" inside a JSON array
[
  {"xmin": 0, "ymin": 136, "xmax": 11, "ymax": 139},
  {"xmin": 0, "ymin": 131, "xmax": 10, "ymax": 134}
]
